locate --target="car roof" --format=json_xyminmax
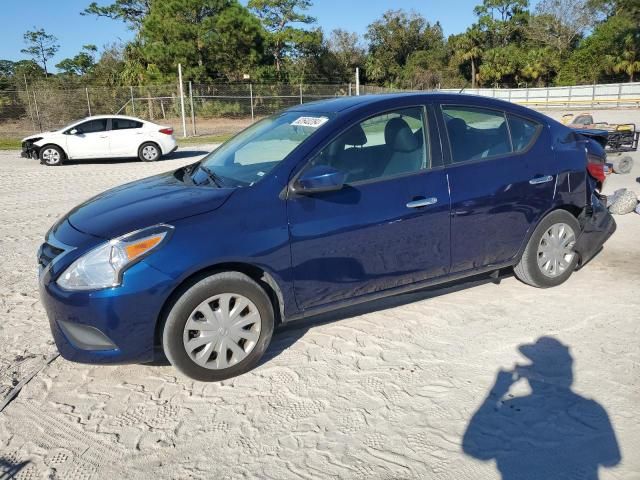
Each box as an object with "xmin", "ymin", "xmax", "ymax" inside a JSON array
[
  {"xmin": 81, "ymin": 114, "xmax": 147, "ymax": 122},
  {"xmin": 287, "ymin": 92, "xmax": 548, "ymax": 122}
]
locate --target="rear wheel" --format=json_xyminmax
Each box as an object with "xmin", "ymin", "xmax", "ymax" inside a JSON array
[
  {"xmin": 138, "ymin": 142, "xmax": 160, "ymax": 162},
  {"xmin": 39, "ymin": 145, "xmax": 64, "ymax": 166},
  {"xmin": 514, "ymin": 210, "xmax": 580, "ymax": 288},
  {"xmin": 162, "ymin": 272, "xmax": 274, "ymax": 381}
]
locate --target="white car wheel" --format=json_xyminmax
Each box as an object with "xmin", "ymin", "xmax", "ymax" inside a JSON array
[{"xmin": 139, "ymin": 143, "xmax": 160, "ymax": 162}]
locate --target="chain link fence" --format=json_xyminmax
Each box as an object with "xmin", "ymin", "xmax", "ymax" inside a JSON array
[
  {"xmin": 0, "ymin": 82, "xmax": 392, "ymax": 139},
  {"xmin": 3, "ymin": 80, "xmax": 639, "ymax": 140}
]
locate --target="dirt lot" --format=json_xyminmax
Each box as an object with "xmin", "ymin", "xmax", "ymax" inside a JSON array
[{"xmin": 0, "ymin": 133, "xmax": 639, "ymax": 478}]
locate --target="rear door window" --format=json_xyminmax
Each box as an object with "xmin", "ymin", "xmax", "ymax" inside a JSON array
[
  {"xmin": 442, "ymin": 106, "xmax": 512, "ymax": 163},
  {"xmin": 112, "ymin": 118, "xmax": 143, "ymax": 130},
  {"xmin": 507, "ymin": 114, "xmax": 542, "ymax": 152}
]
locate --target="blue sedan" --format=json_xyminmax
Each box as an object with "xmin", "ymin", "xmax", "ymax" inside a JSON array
[{"xmin": 38, "ymin": 93, "xmax": 615, "ymax": 381}]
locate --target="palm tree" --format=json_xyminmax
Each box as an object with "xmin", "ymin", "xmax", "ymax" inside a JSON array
[
  {"xmin": 608, "ymin": 33, "xmax": 640, "ymax": 82},
  {"xmin": 456, "ymin": 29, "xmax": 483, "ymax": 88}
]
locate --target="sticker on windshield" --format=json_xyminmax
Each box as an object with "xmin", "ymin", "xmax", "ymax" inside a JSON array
[{"xmin": 291, "ymin": 116, "xmax": 328, "ymax": 128}]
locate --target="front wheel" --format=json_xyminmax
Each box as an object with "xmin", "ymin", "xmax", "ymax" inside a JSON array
[
  {"xmin": 39, "ymin": 145, "xmax": 64, "ymax": 166},
  {"xmin": 514, "ymin": 210, "xmax": 580, "ymax": 288},
  {"xmin": 138, "ymin": 142, "xmax": 161, "ymax": 162},
  {"xmin": 162, "ymin": 272, "xmax": 274, "ymax": 381}
]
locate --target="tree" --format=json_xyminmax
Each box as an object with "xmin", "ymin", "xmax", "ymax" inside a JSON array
[
  {"xmin": 450, "ymin": 28, "xmax": 484, "ymax": 87},
  {"xmin": 82, "ymin": 0, "xmax": 151, "ymax": 30},
  {"xmin": 21, "ymin": 28, "xmax": 59, "ymax": 75},
  {"xmin": 474, "ymin": 0, "xmax": 529, "ymax": 48},
  {"xmin": 139, "ymin": 0, "xmax": 264, "ymax": 82},
  {"xmin": 248, "ymin": 0, "xmax": 315, "ymax": 72},
  {"xmin": 328, "ymin": 29, "xmax": 365, "ymax": 76},
  {"xmin": 56, "ymin": 45, "xmax": 98, "ymax": 76},
  {"xmin": 365, "ymin": 10, "xmax": 445, "ymax": 86},
  {"xmin": 526, "ymin": 0, "xmax": 594, "ymax": 56},
  {"xmin": 607, "ymin": 29, "xmax": 640, "ymax": 81}
]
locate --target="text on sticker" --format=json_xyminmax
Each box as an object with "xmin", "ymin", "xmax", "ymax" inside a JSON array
[{"xmin": 291, "ymin": 116, "xmax": 329, "ymax": 128}]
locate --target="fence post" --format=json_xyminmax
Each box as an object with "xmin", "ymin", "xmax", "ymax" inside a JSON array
[
  {"xmin": 85, "ymin": 87, "xmax": 92, "ymax": 116},
  {"xmin": 349, "ymin": 83, "xmax": 352, "ymax": 96},
  {"xmin": 130, "ymin": 86, "xmax": 135, "ymax": 115},
  {"xmin": 568, "ymin": 85, "xmax": 572, "ymax": 107},
  {"xmin": 32, "ymin": 90, "xmax": 42, "ymax": 132},
  {"xmin": 355, "ymin": 67, "xmax": 360, "ymax": 96},
  {"xmin": 545, "ymin": 87, "xmax": 550, "ymax": 107},
  {"xmin": 591, "ymin": 84, "xmax": 596, "ymax": 108},
  {"xmin": 617, "ymin": 83, "xmax": 622, "ymax": 107},
  {"xmin": 189, "ymin": 81, "xmax": 196, "ymax": 136},
  {"xmin": 299, "ymin": 83, "xmax": 303, "ymax": 104},
  {"xmin": 23, "ymin": 74, "xmax": 36, "ymax": 133},
  {"xmin": 249, "ymin": 83, "xmax": 254, "ymax": 121},
  {"xmin": 178, "ymin": 63, "xmax": 187, "ymax": 138}
]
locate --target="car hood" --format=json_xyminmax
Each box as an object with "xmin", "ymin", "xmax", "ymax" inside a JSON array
[
  {"xmin": 66, "ymin": 169, "xmax": 234, "ymax": 238},
  {"xmin": 22, "ymin": 131, "xmax": 58, "ymax": 142}
]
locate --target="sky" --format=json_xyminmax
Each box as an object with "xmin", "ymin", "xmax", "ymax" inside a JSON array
[{"xmin": 1, "ymin": 0, "xmax": 515, "ymax": 72}]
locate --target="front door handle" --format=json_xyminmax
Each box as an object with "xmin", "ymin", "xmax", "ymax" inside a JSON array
[
  {"xmin": 529, "ymin": 175, "xmax": 554, "ymax": 185},
  {"xmin": 406, "ymin": 197, "xmax": 438, "ymax": 209}
]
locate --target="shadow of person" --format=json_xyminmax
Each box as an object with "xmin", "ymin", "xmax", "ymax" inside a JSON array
[{"xmin": 462, "ymin": 337, "xmax": 621, "ymax": 480}]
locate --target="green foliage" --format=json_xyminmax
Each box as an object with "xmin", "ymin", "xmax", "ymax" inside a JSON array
[
  {"xmin": 56, "ymin": 45, "xmax": 98, "ymax": 76},
  {"xmin": 198, "ymin": 100, "xmax": 244, "ymax": 117},
  {"xmin": 557, "ymin": 14, "xmax": 639, "ymax": 84},
  {"xmin": 82, "ymin": 0, "xmax": 151, "ymax": 29},
  {"xmin": 248, "ymin": 0, "xmax": 316, "ymax": 73},
  {"xmin": 365, "ymin": 10, "xmax": 446, "ymax": 86},
  {"xmin": 21, "ymin": 28, "xmax": 59, "ymax": 75},
  {"xmin": 139, "ymin": 0, "xmax": 264, "ymax": 82}
]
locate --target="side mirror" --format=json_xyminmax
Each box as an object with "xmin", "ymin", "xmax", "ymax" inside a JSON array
[
  {"xmin": 294, "ymin": 165, "xmax": 345, "ymax": 194},
  {"xmin": 69, "ymin": 128, "xmax": 79, "ymax": 135}
]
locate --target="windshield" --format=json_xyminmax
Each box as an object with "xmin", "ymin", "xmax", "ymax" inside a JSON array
[
  {"xmin": 193, "ymin": 111, "xmax": 331, "ymax": 187},
  {"xmin": 58, "ymin": 117, "xmax": 90, "ymax": 132}
]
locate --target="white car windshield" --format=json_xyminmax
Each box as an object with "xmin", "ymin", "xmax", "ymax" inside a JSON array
[
  {"xmin": 194, "ymin": 111, "xmax": 332, "ymax": 187},
  {"xmin": 58, "ymin": 118, "xmax": 91, "ymax": 132}
]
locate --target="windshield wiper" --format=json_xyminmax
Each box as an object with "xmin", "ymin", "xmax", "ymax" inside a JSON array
[{"xmin": 197, "ymin": 165, "xmax": 225, "ymax": 188}]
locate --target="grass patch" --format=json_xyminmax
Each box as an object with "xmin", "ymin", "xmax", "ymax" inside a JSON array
[
  {"xmin": 176, "ymin": 134, "xmax": 232, "ymax": 146},
  {"xmin": 0, "ymin": 137, "xmax": 22, "ymax": 150}
]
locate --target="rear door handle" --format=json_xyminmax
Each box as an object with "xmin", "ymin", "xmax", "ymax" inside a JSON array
[
  {"xmin": 406, "ymin": 197, "xmax": 438, "ymax": 209},
  {"xmin": 529, "ymin": 175, "xmax": 554, "ymax": 185}
]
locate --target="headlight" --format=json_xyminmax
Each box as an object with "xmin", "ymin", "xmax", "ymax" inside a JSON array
[{"xmin": 57, "ymin": 224, "xmax": 173, "ymax": 291}]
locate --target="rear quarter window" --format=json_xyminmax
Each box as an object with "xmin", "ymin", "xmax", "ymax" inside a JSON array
[{"xmin": 507, "ymin": 114, "xmax": 542, "ymax": 152}]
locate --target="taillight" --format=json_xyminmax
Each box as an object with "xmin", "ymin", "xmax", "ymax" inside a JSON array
[
  {"xmin": 159, "ymin": 128, "xmax": 173, "ymax": 135},
  {"xmin": 587, "ymin": 153, "xmax": 606, "ymax": 183}
]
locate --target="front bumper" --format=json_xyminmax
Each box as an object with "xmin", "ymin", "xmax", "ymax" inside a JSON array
[
  {"xmin": 575, "ymin": 193, "xmax": 617, "ymax": 268},
  {"xmin": 39, "ymin": 232, "xmax": 178, "ymax": 364},
  {"xmin": 21, "ymin": 142, "xmax": 40, "ymax": 159}
]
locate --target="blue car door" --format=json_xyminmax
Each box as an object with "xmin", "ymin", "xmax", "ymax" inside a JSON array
[
  {"xmin": 439, "ymin": 104, "xmax": 556, "ymax": 273},
  {"xmin": 287, "ymin": 106, "xmax": 451, "ymax": 311}
]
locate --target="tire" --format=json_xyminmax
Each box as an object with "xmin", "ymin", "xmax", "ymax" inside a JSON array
[
  {"xmin": 514, "ymin": 210, "xmax": 581, "ymax": 288},
  {"xmin": 39, "ymin": 145, "xmax": 64, "ymax": 166},
  {"xmin": 138, "ymin": 142, "xmax": 161, "ymax": 162},
  {"xmin": 610, "ymin": 155, "xmax": 633, "ymax": 174},
  {"xmin": 162, "ymin": 272, "xmax": 275, "ymax": 382}
]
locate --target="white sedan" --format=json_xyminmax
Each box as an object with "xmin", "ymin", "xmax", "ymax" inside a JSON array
[{"xmin": 21, "ymin": 115, "xmax": 178, "ymax": 166}]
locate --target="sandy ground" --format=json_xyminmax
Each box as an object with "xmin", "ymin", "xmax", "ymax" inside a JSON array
[{"xmin": 0, "ymin": 116, "xmax": 639, "ymax": 479}]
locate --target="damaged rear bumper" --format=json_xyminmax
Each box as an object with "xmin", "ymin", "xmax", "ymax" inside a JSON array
[{"xmin": 574, "ymin": 193, "xmax": 617, "ymax": 268}]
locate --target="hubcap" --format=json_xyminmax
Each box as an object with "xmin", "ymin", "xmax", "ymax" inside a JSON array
[
  {"xmin": 142, "ymin": 145, "xmax": 158, "ymax": 160},
  {"xmin": 42, "ymin": 148, "xmax": 60, "ymax": 164},
  {"xmin": 537, "ymin": 222, "xmax": 576, "ymax": 278},
  {"xmin": 183, "ymin": 293, "xmax": 261, "ymax": 370}
]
